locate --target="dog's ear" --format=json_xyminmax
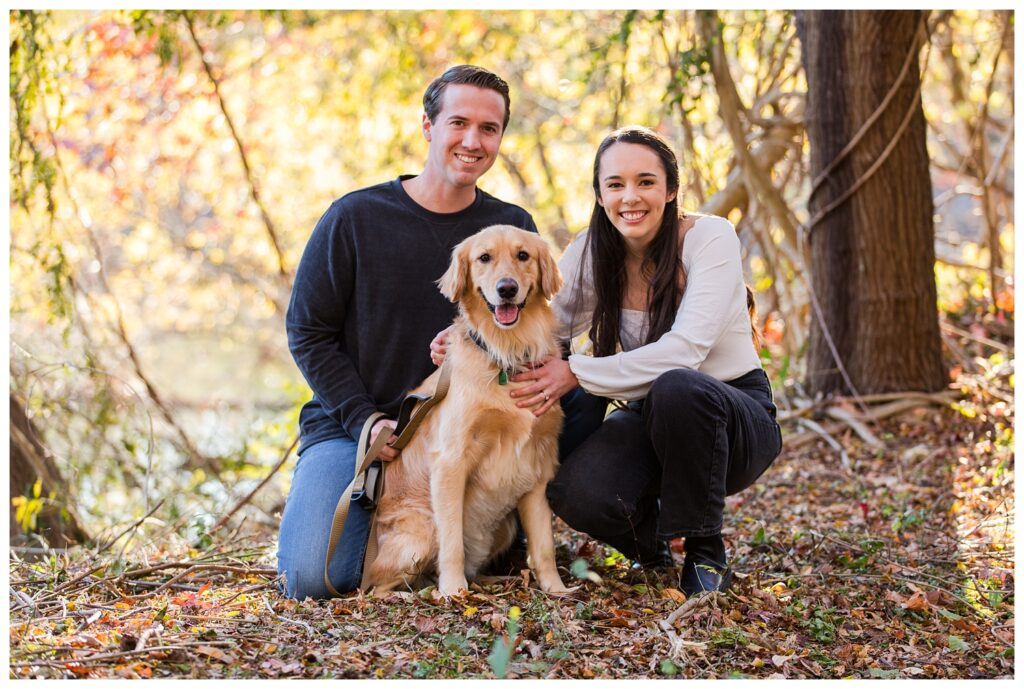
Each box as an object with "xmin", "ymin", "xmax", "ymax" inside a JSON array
[
  {"xmin": 437, "ymin": 239, "xmax": 471, "ymax": 302},
  {"xmin": 536, "ymin": 238, "xmax": 563, "ymax": 299}
]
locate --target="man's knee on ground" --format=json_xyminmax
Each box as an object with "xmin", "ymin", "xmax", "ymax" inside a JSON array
[{"xmin": 277, "ymin": 552, "xmax": 337, "ymax": 600}]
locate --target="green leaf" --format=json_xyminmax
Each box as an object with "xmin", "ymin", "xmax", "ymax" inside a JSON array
[
  {"xmin": 570, "ymin": 558, "xmax": 602, "ymax": 584},
  {"xmin": 487, "ymin": 637, "xmax": 512, "ymax": 678},
  {"xmin": 948, "ymin": 635, "xmax": 969, "ymax": 651},
  {"xmin": 442, "ymin": 634, "xmax": 469, "ymax": 653}
]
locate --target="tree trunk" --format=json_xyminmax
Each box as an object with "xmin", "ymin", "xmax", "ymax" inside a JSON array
[
  {"xmin": 9, "ymin": 393, "xmax": 89, "ymax": 546},
  {"xmin": 797, "ymin": 10, "xmax": 945, "ymax": 395}
]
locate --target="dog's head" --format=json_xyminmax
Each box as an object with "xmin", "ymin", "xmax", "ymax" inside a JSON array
[{"xmin": 438, "ymin": 225, "xmax": 562, "ymax": 329}]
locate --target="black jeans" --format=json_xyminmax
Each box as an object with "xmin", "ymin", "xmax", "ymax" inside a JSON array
[{"xmin": 547, "ymin": 368, "xmax": 782, "ymax": 564}]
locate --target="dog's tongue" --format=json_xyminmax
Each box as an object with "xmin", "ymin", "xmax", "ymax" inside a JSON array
[{"xmin": 495, "ymin": 303, "xmax": 519, "ymax": 325}]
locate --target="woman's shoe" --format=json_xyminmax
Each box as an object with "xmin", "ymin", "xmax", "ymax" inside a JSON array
[{"xmin": 679, "ymin": 556, "xmax": 732, "ymax": 596}]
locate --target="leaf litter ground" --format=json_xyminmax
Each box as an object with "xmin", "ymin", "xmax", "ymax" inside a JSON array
[{"xmin": 9, "ymin": 373, "xmax": 1014, "ymax": 678}]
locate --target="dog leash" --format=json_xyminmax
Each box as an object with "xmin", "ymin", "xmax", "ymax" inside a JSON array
[{"xmin": 323, "ymin": 358, "xmax": 452, "ymax": 597}]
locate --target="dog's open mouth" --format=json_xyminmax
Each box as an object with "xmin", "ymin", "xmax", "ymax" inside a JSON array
[{"xmin": 480, "ymin": 289, "xmax": 526, "ymax": 327}]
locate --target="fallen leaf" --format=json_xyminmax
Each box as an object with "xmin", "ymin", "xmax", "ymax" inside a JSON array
[
  {"xmin": 903, "ymin": 591, "xmax": 930, "ymax": 612},
  {"xmin": 414, "ymin": 615, "xmax": 441, "ymax": 633},
  {"xmin": 885, "ymin": 590, "xmax": 906, "ymax": 605},
  {"xmin": 195, "ymin": 645, "xmax": 236, "ymax": 664},
  {"xmin": 661, "ymin": 588, "xmax": 686, "ymax": 603}
]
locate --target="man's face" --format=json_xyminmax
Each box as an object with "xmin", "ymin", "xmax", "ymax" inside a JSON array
[{"xmin": 422, "ymin": 84, "xmax": 506, "ymax": 191}]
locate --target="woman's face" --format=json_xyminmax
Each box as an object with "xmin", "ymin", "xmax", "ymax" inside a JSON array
[{"xmin": 596, "ymin": 142, "xmax": 676, "ymax": 253}]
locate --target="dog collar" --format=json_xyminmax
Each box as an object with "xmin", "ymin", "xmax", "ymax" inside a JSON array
[{"xmin": 466, "ymin": 329, "xmax": 519, "ymax": 385}]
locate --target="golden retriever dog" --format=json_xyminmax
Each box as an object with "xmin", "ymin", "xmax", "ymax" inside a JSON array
[{"xmin": 364, "ymin": 225, "xmax": 570, "ymax": 597}]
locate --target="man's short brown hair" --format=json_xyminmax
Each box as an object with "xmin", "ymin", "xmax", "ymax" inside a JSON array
[{"xmin": 423, "ymin": 65, "xmax": 511, "ymax": 131}]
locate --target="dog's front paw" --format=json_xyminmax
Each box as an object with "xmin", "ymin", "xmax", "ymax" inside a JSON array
[
  {"xmin": 437, "ymin": 575, "xmax": 469, "ymax": 598},
  {"xmin": 538, "ymin": 575, "xmax": 576, "ymax": 595}
]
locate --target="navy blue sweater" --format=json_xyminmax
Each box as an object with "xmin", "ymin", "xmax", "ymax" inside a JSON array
[{"xmin": 286, "ymin": 176, "xmax": 538, "ymax": 451}]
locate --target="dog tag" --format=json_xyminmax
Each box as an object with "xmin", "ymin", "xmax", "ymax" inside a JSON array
[{"xmin": 498, "ymin": 369, "xmax": 508, "ymax": 385}]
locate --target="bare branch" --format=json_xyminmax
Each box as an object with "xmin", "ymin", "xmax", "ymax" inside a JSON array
[
  {"xmin": 698, "ymin": 11, "xmax": 803, "ymax": 259},
  {"xmin": 182, "ymin": 11, "xmax": 292, "ymax": 290},
  {"xmin": 209, "ymin": 435, "xmax": 298, "ymax": 535}
]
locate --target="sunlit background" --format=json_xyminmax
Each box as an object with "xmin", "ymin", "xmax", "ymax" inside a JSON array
[{"xmin": 9, "ymin": 10, "xmax": 1013, "ymax": 544}]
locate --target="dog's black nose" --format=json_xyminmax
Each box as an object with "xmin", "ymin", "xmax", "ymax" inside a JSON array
[{"xmin": 496, "ymin": 278, "xmax": 519, "ymax": 300}]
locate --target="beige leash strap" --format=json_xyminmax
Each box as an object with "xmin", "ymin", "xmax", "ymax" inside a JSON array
[
  {"xmin": 323, "ymin": 411, "xmax": 391, "ymax": 598},
  {"xmin": 389, "ymin": 362, "xmax": 453, "ymax": 451},
  {"xmin": 322, "ymin": 360, "xmax": 452, "ymax": 597},
  {"xmin": 358, "ymin": 361, "xmax": 451, "ymax": 590}
]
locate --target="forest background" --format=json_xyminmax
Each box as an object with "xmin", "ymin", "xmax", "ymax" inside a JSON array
[{"xmin": 7, "ymin": 8, "xmax": 1016, "ymax": 679}]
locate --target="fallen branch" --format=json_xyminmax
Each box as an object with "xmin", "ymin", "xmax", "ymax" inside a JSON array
[
  {"xmin": 662, "ymin": 590, "xmax": 723, "ymax": 628},
  {"xmin": 263, "ymin": 596, "xmax": 315, "ymax": 636},
  {"xmin": 10, "ymin": 641, "xmax": 236, "ymax": 668},
  {"xmin": 795, "ymin": 418, "xmax": 850, "ymax": 469},
  {"xmin": 783, "ymin": 392, "xmax": 956, "ymax": 450},
  {"xmin": 776, "ymin": 400, "xmax": 826, "ymax": 423},
  {"xmin": 837, "ymin": 390, "xmax": 958, "ymax": 405},
  {"xmin": 118, "ymin": 562, "xmax": 278, "ymax": 581},
  {"xmin": 824, "ymin": 406, "xmax": 884, "ymax": 449},
  {"xmin": 125, "ymin": 580, "xmax": 200, "ymax": 592},
  {"xmin": 941, "ymin": 321, "xmax": 1012, "ymax": 353}
]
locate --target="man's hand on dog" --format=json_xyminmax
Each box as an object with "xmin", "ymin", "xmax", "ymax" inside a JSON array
[
  {"xmin": 369, "ymin": 418, "xmax": 400, "ymax": 460},
  {"xmin": 510, "ymin": 355, "xmax": 579, "ymax": 416}
]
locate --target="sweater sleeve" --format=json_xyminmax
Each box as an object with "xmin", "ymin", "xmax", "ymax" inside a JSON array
[
  {"xmin": 568, "ymin": 217, "xmax": 745, "ymax": 400},
  {"xmin": 285, "ymin": 202, "xmax": 378, "ymax": 439},
  {"xmin": 551, "ymin": 231, "xmax": 595, "ymax": 342}
]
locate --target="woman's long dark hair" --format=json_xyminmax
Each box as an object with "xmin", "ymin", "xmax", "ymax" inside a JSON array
[{"xmin": 582, "ymin": 126, "xmax": 685, "ymax": 357}]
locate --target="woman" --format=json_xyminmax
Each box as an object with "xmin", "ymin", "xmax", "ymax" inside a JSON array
[{"xmin": 432, "ymin": 126, "xmax": 782, "ymax": 595}]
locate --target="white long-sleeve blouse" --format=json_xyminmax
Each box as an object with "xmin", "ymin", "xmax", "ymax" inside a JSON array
[{"xmin": 552, "ymin": 214, "xmax": 762, "ymax": 400}]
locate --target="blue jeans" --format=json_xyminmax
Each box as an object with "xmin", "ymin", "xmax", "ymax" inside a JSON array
[{"xmin": 276, "ymin": 437, "xmax": 371, "ymax": 599}]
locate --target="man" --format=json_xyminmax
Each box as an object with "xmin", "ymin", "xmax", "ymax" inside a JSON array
[{"xmin": 279, "ymin": 65, "xmax": 538, "ymax": 599}]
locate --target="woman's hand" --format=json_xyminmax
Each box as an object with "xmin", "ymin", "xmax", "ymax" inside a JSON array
[
  {"xmin": 429, "ymin": 325, "xmax": 454, "ymax": 367},
  {"xmin": 509, "ymin": 355, "xmax": 579, "ymax": 417}
]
